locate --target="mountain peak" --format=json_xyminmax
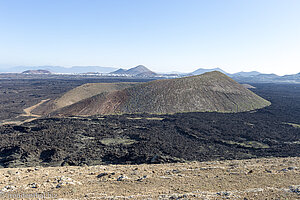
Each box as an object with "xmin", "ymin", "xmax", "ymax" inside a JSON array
[
  {"xmin": 111, "ymin": 65, "xmax": 156, "ymax": 77},
  {"xmin": 110, "ymin": 68, "xmax": 127, "ymax": 74},
  {"xmin": 135, "ymin": 65, "xmax": 147, "ymax": 69},
  {"xmin": 191, "ymin": 68, "xmax": 227, "ymax": 75},
  {"xmin": 126, "ymin": 65, "xmax": 153, "ymax": 74}
]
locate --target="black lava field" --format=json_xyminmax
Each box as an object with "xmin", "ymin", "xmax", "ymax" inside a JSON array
[{"xmin": 0, "ymin": 82, "xmax": 299, "ymax": 168}]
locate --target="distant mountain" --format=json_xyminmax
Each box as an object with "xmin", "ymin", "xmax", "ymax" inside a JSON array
[
  {"xmin": 2, "ymin": 65, "xmax": 299, "ymax": 83},
  {"xmin": 0, "ymin": 66, "xmax": 61, "ymax": 73},
  {"xmin": 22, "ymin": 69, "xmax": 51, "ymax": 74},
  {"xmin": 135, "ymin": 71, "xmax": 157, "ymax": 77},
  {"xmin": 126, "ymin": 65, "xmax": 153, "ymax": 75},
  {"xmin": 230, "ymin": 73, "xmax": 283, "ymax": 83},
  {"xmin": 185, "ymin": 69, "xmax": 299, "ymax": 83},
  {"xmin": 111, "ymin": 65, "xmax": 157, "ymax": 77},
  {"xmin": 0, "ymin": 66, "xmax": 117, "ymax": 73},
  {"xmin": 167, "ymin": 71, "xmax": 186, "ymax": 74},
  {"xmin": 111, "ymin": 68, "xmax": 127, "ymax": 74},
  {"xmin": 232, "ymin": 71, "xmax": 261, "ymax": 77},
  {"xmin": 190, "ymin": 68, "xmax": 227, "ymax": 75},
  {"xmin": 281, "ymin": 73, "xmax": 300, "ymax": 82},
  {"xmin": 47, "ymin": 71, "xmax": 271, "ymax": 116}
]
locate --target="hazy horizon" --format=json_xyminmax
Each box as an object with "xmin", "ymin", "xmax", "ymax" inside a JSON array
[
  {"xmin": 0, "ymin": 64, "xmax": 298, "ymax": 76},
  {"xmin": 1, "ymin": 0, "xmax": 300, "ymax": 76}
]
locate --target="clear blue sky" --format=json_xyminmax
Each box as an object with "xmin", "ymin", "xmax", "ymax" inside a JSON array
[{"xmin": 0, "ymin": 0, "xmax": 299, "ymax": 75}]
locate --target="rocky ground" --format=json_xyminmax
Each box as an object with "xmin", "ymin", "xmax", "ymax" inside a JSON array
[
  {"xmin": 0, "ymin": 111, "xmax": 299, "ymax": 168},
  {"xmin": 0, "ymin": 79, "xmax": 299, "ymax": 199},
  {"xmin": 0, "ymin": 157, "xmax": 299, "ymax": 199}
]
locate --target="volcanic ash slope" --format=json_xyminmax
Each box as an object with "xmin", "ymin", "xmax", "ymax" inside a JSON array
[
  {"xmin": 50, "ymin": 71, "xmax": 271, "ymax": 116},
  {"xmin": 32, "ymin": 82, "xmax": 139, "ymax": 115}
]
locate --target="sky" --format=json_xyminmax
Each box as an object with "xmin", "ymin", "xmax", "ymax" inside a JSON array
[{"xmin": 0, "ymin": 0, "xmax": 299, "ymax": 75}]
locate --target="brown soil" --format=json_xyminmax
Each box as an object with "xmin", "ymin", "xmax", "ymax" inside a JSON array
[
  {"xmin": 32, "ymin": 82, "xmax": 139, "ymax": 115},
  {"xmin": 0, "ymin": 157, "xmax": 299, "ymax": 199},
  {"xmin": 21, "ymin": 99, "xmax": 50, "ymax": 118}
]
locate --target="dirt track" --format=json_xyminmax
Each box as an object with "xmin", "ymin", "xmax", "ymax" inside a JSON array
[
  {"xmin": 0, "ymin": 99, "xmax": 49, "ymax": 125},
  {"xmin": 21, "ymin": 99, "xmax": 50, "ymax": 118},
  {"xmin": 0, "ymin": 157, "xmax": 299, "ymax": 199}
]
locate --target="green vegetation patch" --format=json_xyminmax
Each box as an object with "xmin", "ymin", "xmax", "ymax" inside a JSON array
[
  {"xmin": 127, "ymin": 117, "xmax": 143, "ymax": 120},
  {"xmin": 127, "ymin": 117, "xmax": 164, "ymax": 120},
  {"xmin": 284, "ymin": 122, "xmax": 300, "ymax": 128},
  {"xmin": 100, "ymin": 137, "xmax": 136, "ymax": 146},
  {"xmin": 223, "ymin": 140, "xmax": 270, "ymax": 149},
  {"xmin": 145, "ymin": 117, "xmax": 164, "ymax": 120},
  {"xmin": 244, "ymin": 122, "xmax": 255, "ymax": 127},
  {"xmin": 284, "ymin": 141, "xmax": 300, "ymax": 145}
]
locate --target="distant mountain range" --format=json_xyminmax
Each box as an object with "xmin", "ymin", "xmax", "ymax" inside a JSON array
[
  {"xmin": 1, "ymin": 65, "xmax": 299, "ymax": 83},
  {"xmin": 231, "ymin": 71, "xmax": 261, "ymax": 77},
  {"xmin": 0, "ymin": 66, "xmax": 117, "ymax": 73},
  {"xmin": 189, "ymin": 68, "xmax": 300, "ymax": 83},
  {"xmin": 229, "ymin": 72, "xmax": 300, "ymax": 83}
]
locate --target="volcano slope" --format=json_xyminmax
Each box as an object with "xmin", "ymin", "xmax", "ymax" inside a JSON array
[
  {"xmin": 32, "ymin": 82, "xmax": 139, "ymax": 115},
  {"xmin": 48, "ymin": 71, "xmax": 271, "ymax": 116}
]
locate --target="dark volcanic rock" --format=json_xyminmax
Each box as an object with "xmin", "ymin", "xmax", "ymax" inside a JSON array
[{"xmin": 0, "ymin": 109, "xmax": 299, "ymax": 168}]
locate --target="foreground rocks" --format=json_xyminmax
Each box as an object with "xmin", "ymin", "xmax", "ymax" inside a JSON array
[{"xmin": 0, "ymin": 157, "xmax": 299, "ymax": 199}]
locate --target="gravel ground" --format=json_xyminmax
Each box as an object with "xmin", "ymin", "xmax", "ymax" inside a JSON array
[{"xmin": 0, "ymin": 157, "xmax": 299, "ymax": 199}]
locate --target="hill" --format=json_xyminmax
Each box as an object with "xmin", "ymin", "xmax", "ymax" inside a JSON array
[
  {"xmin": 32, "ymin": 82, "xmax": 140, "ymax": 115},
  {"xmin": 49, "ymin": 71, "xmax": 271, "ymax": 116},
  {"xmin": 229, "ymin": 72, "xmax": 300, "ymax": 83},
  {"xmin": 190, "ymin": 67, "xmax": 227, "ymax": 75},
  {"xmin": 281, "ymin": 73, "xmax": 300, "ymax": 82},
  {"xmin": 125, "ymin": 65, "xmax": 155, "ymax": 75},
  {"xmin": 22, "ymin": 69, "xmax": 51, "ymax": 74},
  {"xmin": 111, "ymin": 68, "xmax": 127, "ymax": 74},
  {"xmin": 232, "ymin": 71, "xmax": 261, "ymax": 77},
  {"xmin": 230, "ymin": 73, "xmax": 280, "ymax": 83},
  {"xmin": 111, "ymin": 65, "xmax": 157, "ymax": 77}
]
